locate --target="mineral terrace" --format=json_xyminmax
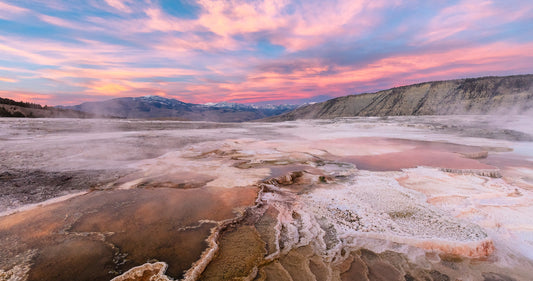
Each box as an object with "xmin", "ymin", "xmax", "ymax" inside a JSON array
[{"xmin": 1, "ymin": 116, "xmax": 533, "ymax": 281}]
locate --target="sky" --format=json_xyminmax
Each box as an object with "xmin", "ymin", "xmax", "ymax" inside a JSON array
[{"xmin": 0, "ymin": 0, "xmax": 532, "ymax": 106}]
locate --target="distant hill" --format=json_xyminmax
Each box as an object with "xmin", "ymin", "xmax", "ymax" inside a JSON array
[
  {"xmin": 0, "ymin": 97, "xmax": 96, "ymax": 118},
  {"xmin": 62, "ymin": 96, "xmax": 297, "ymax": 122},
  {"xmin": 266, "ymin": 74, "xmax": 533, "ymax": 121}
]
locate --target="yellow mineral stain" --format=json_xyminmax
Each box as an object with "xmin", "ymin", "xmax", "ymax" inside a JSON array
[{"xmin": 199, "ymin": 225, "xmax": 266, "ymax": 281}]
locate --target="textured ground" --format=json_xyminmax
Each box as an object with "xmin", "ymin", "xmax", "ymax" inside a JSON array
[{"xmin": 1, "ymin": 116, "xmax": 532, "ymax": 281}]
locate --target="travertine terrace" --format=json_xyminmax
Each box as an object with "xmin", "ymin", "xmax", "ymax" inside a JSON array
[{"xmin": 1, "ymin": 116, "xmax": 533, "ymax": 281}]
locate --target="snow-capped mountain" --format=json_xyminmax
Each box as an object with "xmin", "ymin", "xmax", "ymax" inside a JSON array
[{"xmin": 62, "ymin": 96, "xmax": 297, "ymax": 122}]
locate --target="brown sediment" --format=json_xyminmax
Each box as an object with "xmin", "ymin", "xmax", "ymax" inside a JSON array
[
  {"xmin": 277, "ymin": 246, "xmax": 319, "ymax": 281},
  {"xmin": 253, "ymin": 246, "xmax": 335, "ymax": 281},
  {"xmin": 27, "ymin": 239, "xmax": 115, "ymax": 281},
  {"xmin": 137, "ymin": 181, "xmax": 207, "ymax": 189},
  {"xmin": 254, "ymin": 206, "xmax": 280, "ymax": 256},
  {"xmin": 363, "ymin": 260, "xmax": 403, "ymax": 281},
  {"xmin": 340, "ymin": 253, "xmax": 368, "ymax": 281},
  {"xmin": 262, "ymin": 170, "xmax": 333, "ymax": 195},
  {"xmin": 194, "ymin": 149, "xmax": 243, "ymax": 159},
  {"xmin": 267, "ymin": 164, "xmax": 316, "ymax": 178},
  {"xmin": 135, "ymin": 172, "xmax": 215, "ymax": 189},
  {"xmin": 198, "ymin": 225, "xmax": 266, "ymax": 280},
  {"xmin": 461, "ymin": 151, "xmax": 489, "ymax": 159},
  {"xmin": 196, "ymin": 174, "xmax": 332, "ymax": 281},
  {"xmin": 187, "ymin": 185, "xmax": 278, "ymax": 280},
  {"xmin": 0, "ymin": 186, "xmax": 259, "ymax": 281},
  {"xmin": 308, "ymin": 255, "xmax": 331, "ymax": 281},
  {"xmin": 267, "ymin": 171, "xmax": 306, "ymax": 186},
  {"xmin": 108, "ymin": 223, "xmax": 214, "ymax": 279},
  {"xmin": 188, "ymin": 179, "xmax": 296, "ymax": 281},
  {"xmin": 482, "ymin": 272, "xmax": 519, "ymax": 281},
  {"xmin": 255, "ymin": 261, "xmax": 292, "ymax": 281},
  {"xmin": 265, "ymin": 171, "xmax": 319, "ymax": 193},
  {"xmin": 234, "ymin": 159, "xmax": 319, "ymax": 171},
  {"xmin": 339, "ymin": 249, "xmax": 455, "ymax": 281},
  {"xmin": 337, "ymin": 247, "xmax": 533, "ymax": 281}
]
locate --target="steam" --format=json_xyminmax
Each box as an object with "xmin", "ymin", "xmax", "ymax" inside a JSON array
[{"xmin": 1, "ymin": 115, "xmax": 533, "ymax": 280}]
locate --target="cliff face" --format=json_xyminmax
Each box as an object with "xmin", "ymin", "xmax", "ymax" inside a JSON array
[{"xmin": 268, "ymin": 75, "xmax": 533, "ymax": 121}]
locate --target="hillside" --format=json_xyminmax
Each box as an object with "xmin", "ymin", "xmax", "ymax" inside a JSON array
[
  {"xmin": 0, "ymin": 98, "xmax": 97, "ymax": 118},
  {"xmin": 63, "ymin": 96, "xmax": 296, "ymax": 122},
  {"xmin": 267, "ymin": 75, "xmax": 533, "ymax": 121}
]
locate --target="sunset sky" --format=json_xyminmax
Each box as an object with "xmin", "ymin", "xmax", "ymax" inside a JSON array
[{"xmin": 1, "ymin": 0, "xmax": 532, "ymax": 105}]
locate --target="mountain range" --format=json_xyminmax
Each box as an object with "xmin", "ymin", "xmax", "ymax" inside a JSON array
[
  {"xmin": 61, "ymin": 96, "xmax": 297, "ymax": 122},
  {"xmin": 266, "ymin": 74, "xmax": 533, "ymax": 121},
  {"xmin": 3, "ymin": 74, "xmax": 533, "ymax": 121}
]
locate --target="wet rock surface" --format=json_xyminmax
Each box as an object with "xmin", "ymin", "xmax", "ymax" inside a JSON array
[
  {"xmin": 0, "ymin": 169, "xmax": 127, "ymax": 213},
  {"xmin": 0, "ymin": 187, "xmax": 258, "ymax": 281}
]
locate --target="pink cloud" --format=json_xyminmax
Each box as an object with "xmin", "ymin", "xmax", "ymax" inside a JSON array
[
  {"xmin": 208, "ymin": 41, "xmax": 533, "ymax": 103},
  {"xmin": 112, "ymin": 0, "xmax": 393, "ymax": 53},
  {"xmin": 0, "ymin": 35, "xmax": 192, "ymax": 73},
  {"xmin": 40, "ymin": 0, "xmax": 392, "ymax": 56},
  {"xmin": 423, "ymin": 1, "xmax": 494, "ymax": 43},
  {"xmin": 0, "ymin": 66, "xmax": 35, "ymax": 74},
  {"xmin": 154, "ymin": 33, "xmax": 241, "ymax": 53},
  {"xmin": 142, "ymin": 7, "xmax": 188, "ymax": 32},
  {"xmin": 0, "ymin": 77, "xmax": 17, "ymax": 83},
  {"xmin": 38, "ymin": 14, "xmax": 99, "ymax": 30},
  {"xmin": 195, "ymin": 0, "xmax": 288, "ymax": 37},
  {"xmin": 0, "ymin": 41, "xmax": 55, "ymax": 65},
  {"xmin": 44, "ymin": 66, "xmax": 201, "ymax": 81},
  {"xmin": 0, "ymin": 90, "xmax": 52, "ymax": 105},
  {"xmin": 1, "ymin": 0, "xmax": 531, "ymax": 107},
  {"xmin": 418, "ymin": 0, "xmax": 533, "ymax": 44},
  {"xmin": 0, "ymin": 1, "xmax": 29, "ymax": 20},
  {"xmin": 192, "ymin": 0, "xmax": 391, "ymax": 51},
  {"xmin": 104, "ymin": 0, "xmax": 133, "ymax": 13}
]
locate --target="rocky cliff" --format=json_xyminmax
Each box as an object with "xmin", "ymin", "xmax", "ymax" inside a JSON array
[{"xmin": 267, "ymin": 75, "xmax": 533, "ymax": 121}]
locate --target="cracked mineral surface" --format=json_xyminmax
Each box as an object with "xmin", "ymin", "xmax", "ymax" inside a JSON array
[{"xmin": 1, "ymin": 116, "xmax": 533, "ymax": 281}]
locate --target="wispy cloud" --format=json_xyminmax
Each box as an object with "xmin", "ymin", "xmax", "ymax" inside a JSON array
[
  {"xmin": 38, "ymin": 14, "xmax": 88, "ymax": 30},
  {"xmin": 0, "ymin": 77, "xmax": 17, "ymax": 83},
  {"xmin": 0, "ymin": 0, "xmax": 531, "ymax": 105},
  {"xmin": 103, "ymin": 0, "xmax": 134, "ymax": 13},
  {"xmin": 0, "ymin": 1, "xmax": 29, "ymax": 20}
]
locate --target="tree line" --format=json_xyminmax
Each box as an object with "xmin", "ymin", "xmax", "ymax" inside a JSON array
[{"xmin": 0, "ymin": 97, "xmax": 44, "ymax": 109}]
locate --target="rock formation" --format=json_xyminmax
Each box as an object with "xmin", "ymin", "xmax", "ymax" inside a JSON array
[{"xmin": 268, "ymin": 74, "xmax": 533, "ymax": 121}]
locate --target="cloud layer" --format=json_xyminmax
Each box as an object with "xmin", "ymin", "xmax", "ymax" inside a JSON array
[{"xmin": 0, "ymin": 0, "xmax": 532, "ymax": 105}]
